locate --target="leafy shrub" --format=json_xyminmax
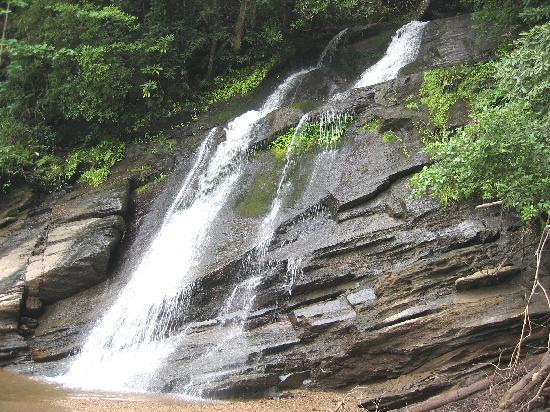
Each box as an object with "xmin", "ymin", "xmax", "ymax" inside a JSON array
[
  {"xmin": 412, "ymin": 22, "xmax": 550, "ymax": 220},
  {"xmin": 419, "ymin": 63, "xmax": 493, "ymax": 129},
  {"xmin": 67, "ymin": 140, "xmax": 126, "ymax": 186}
]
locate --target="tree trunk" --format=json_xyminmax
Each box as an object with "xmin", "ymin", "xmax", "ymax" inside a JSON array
[
  {"xmin": 232, "ymin": 0, "xmax": 249, "ymax": 52},
  {"xmin": 206, "ymin": 38, "xmax": 217, "ymax": 80},
  {"xmin": 0, "ymin": 1, "xmax": 11, "ymax": 66}
]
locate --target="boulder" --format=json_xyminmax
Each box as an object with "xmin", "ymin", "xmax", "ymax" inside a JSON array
[
  {"xmin": 0, "ymin": 333, "xmax": 28, "ymax": 365},
  {"xmin": 400, "ymin": 14, "xmax": 499, "ymax": 75},
  {"xmin": 51, "ymin": 180, "xmax": 129, "ymax": 223},
  {"xmin": 0, "ymin": 239, "xmax": 38, "ymax": 332},
  {"xmin": 26, "ymin": 215, "xmax": 125, "ymax": 304}
]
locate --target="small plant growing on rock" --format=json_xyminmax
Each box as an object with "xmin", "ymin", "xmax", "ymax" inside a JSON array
[
  {"xmin": 271, "ymin": 112, "xmax": 354, "ymax": 160},
  {"xmin": 362, "ymin": 117, "xmax": 382, "ymax": 133},
  {"xmin": 381, "ymin": 131, "xmax": 410, "ymax": 158},
  {"xmin": 381, "ymin": 130, "xmax": 398, "ymax": 143}
]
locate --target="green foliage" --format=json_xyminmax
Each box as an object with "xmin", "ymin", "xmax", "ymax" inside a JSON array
[
  {"xmin": 292, "ymin": 0, "xmax": 392, "ymax": 30},
  {"xmin": 136, "ymin": 172, "xmax": 167, "ymax": 195},
  {"xmin": 419, "ymin": 64, "xmax": 493, "ymax": 129},
  {"xmin": 363, "ymin": 117, "xmax": 382, "ymax": 133},
  {"xmin": 271, "ymin": 128, "xmax": 297, "ymax": 160},
  {"xmin": 382, "ymin": 131, "xmax": 398, "ymax": 143},
  {"xmin": 67, "ymin": 140, "xmax": 126, "ymax": 187},
  {"xmin": 206, "ymin": 58, "xmax": 277, "ymax": 106},
  {"xmin": 404, "ymin": 97, "xmax": 419, "ymax": 111},
  {"xmin": 462, "ymin": 0, "xmax": 550, "ymax": 30},
  {"xmin": 271, "ymin": 113, "xmax": 354, "ymax": 159},
  {"xmin": 412, "ymin": 22, "xmax": 550, "ymax": 220}
]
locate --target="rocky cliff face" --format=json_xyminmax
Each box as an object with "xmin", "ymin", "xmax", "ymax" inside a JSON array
[
  {"xmin": 0, "ymin": 182, "xmax": 129, "ymax": 363},
  {"xmin": 1, "ymin": 13, "xmax": 548, "ymax": 409}
]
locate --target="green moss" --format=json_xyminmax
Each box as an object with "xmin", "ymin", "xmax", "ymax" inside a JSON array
[
  {"xmin": 237, "ymin": 166, "xmax": 281, "ymax": 217},
  {"xmin": 362, "ymin": 117, "xmax": 382, "ymax": 133},
  {"xmin": 382, "ymin": 130, "xmax": 398, "ymax": 143},
  {"xmin": 288, "ymin": 100, "xmax": 316, "ymax": 112},
  {"xmin": 270, "ymin": 113, "xmax": 354, "ymax": 159}
]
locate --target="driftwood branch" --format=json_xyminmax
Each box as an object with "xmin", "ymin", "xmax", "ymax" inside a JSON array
[
  {"xmin": 476, "ymin": 200, "xmax": 504, "ymax": 209},
  {"xmin": 500, "ymin": 223, "xmax": 550, "ymax": 411},
  {"xmin": 407, "ymin": 375, "xmax": 505, "ymax": 412},
  {"xmin": 500, "ymin": 353, "xmax": 550, "ymax": 410}
]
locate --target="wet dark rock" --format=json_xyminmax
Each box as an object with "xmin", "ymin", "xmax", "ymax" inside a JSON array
[
  {"xmin": 24, "ymin": 296, "xmax": 43, "ymax": 318},
  {"xmin": 400, "ymin": 14, "xmax": 499, "ymax": 75},
  {"xmin": 290, "ymin": 298, "xmax": 356, "ymax": 330},
  {"xmin": 0, "ymin": 332, "xmax": 28, "ymax": 365},
  {"xmin": 250, "ymin": 107, "xmax": 305, "ymax": 150},
  {"xmin": 278, "ymin": 371, "xmax": 311, "ymax": 390},
  {"xmin": 20, "ymin": 317, "xmax": 38, "ymax": 329},
  {"xmin": 0, "ymin": 186, "xmax": 35, "ymax": 220},
  {"xmin": 51, "ymin": 180, "xmax": 130, "ymax": 224}
]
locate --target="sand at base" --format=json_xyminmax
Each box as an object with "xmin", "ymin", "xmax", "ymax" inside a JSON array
[{"xmin": 0, "ymin": 369, "xmax": 360, "ymax": 412}]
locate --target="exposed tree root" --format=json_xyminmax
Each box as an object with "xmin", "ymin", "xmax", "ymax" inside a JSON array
[{"xmin": 499, "ymin": 352, "xmax": 550, "ymax": 410}]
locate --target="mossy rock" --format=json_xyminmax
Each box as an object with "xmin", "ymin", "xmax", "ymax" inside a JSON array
[{"xmin": 237, "ymin": 162, "xmax": 282, "ymax": 218}]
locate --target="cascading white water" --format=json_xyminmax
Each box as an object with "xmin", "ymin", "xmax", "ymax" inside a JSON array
[
  {"xmin": 354, "ymin": 20, "xmax": 427, "ymax": 88},
  {"xmin": 57, "ymin": 20, "xmax": 428, "ymax": 395},
  {"xmin": 317, "ymin": 28, "xmax": 349, "ymax": 66},
  {"xmin": 215, "ymin": 20, "xmax": 429, "ymax": 331},
  {"xmin": 58, "ymin": 68, "xmax": 321, "ymax": 395},
  {"xmin": 285, "ymin": 257, "xmax": 303, "ymax": 295},
  {"xmin": 58, "ymin": 29, "xmax": 353, "ymax": 394}
]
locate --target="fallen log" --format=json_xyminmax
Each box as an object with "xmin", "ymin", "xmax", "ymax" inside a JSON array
[{"xmin": 407, "ymin": 375, "xmax": 506, "ymax": 412}]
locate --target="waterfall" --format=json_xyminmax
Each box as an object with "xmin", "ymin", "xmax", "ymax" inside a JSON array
[
  {"xmin": 204, "ymin": 20, "xmax": 430, "ymax": 354},
  {"xmin": 57, "ymin": 29, "xmax": 351, "ymax": 394},
  {"xmin": 354, "ymin": 21, "xmax": 427, "ymax": 88},
  {"xmin": 317, "ymin": 28, "xmax": 349, "ymax": 67},
  {"xmin": 56, "ymin": 19, "xmax": 428, "ymax": 396}
]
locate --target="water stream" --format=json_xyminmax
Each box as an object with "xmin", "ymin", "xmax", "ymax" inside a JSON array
[
  {"xmin": 57, "ymin": 20, "xmax": 428, "ymax": 395},
  {"xmin": 57, "ymin": 29, "xmax": 350, "ymax": 394}
]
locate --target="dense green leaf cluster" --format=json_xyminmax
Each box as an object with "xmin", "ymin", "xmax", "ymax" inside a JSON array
[
  {"xmin": 412, "ymin": 20, "xmax": 550, "ymax": 220},
  {"xmin": 0, "ymin": 0, "xmax": 435, "ymax": 192}
]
